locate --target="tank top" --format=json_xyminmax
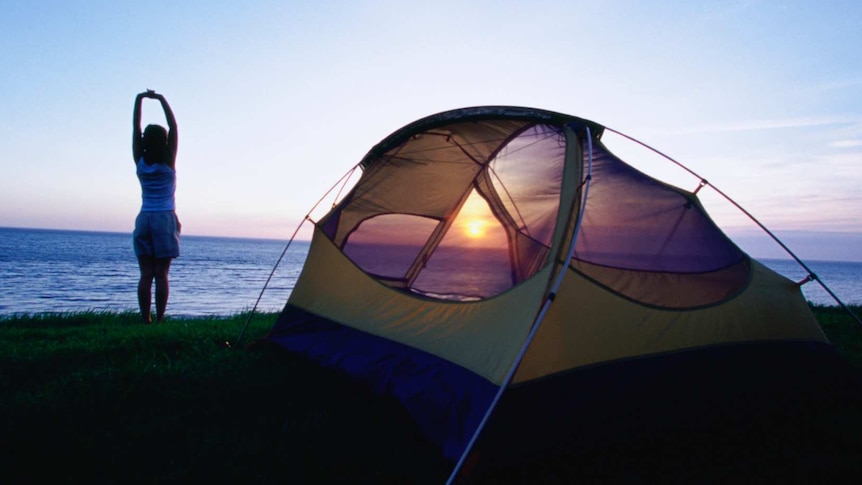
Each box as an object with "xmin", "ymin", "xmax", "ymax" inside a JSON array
[{"xmin": 137, "ymin": 158, "xmax": 176, "ymax": 211}]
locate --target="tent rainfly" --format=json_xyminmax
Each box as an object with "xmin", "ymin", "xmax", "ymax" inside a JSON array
[{"xmin": 264, "ymin": 106, "xmax": 861, "ymax": 481}]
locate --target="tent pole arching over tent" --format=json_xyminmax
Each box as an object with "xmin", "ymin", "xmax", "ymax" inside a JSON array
[
  {"xmin": 445, "ymin": 126, "xmax": 596, "ymax": 485},
  {"xmin": 604, "ymin": 126, "xmax": 862, "ymax": 328}
]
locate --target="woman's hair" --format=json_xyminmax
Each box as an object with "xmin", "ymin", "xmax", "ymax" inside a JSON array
[{"xmin": 142, "ymin": 124, "xmax": 169, "ymax": 163}]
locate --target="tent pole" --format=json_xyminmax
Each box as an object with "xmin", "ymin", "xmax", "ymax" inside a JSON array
[
  {"xmin": 230, "ymin": 219, "xmax": 308, "ymax": 349},
  {"xmin": 445, "ymin": 127, "xmax": 595, "ymax": 485},
  {"xmin": 228, "ymin": 163, "xmax": 362, "ymax": 349}
]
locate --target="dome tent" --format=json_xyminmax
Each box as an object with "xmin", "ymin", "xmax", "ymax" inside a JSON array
[{"xmin": 265, "ymin": 106, "xmax": 860, "ymax": 482}]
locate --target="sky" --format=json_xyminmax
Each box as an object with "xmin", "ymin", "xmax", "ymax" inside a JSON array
[{"xmin": 1, "ymin": 0, "xmax": 861, "ymax": 261}]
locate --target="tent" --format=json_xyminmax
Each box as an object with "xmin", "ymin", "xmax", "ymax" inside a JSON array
[{"xmin": 265, "ymin": 106, "xmax": 860, "ymax": 481}]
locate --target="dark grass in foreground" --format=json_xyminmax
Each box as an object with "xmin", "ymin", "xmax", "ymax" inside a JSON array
[
  {"xmin": 1, "ymin": 306, "xmax": 861, "ymax": 484},
  {"xmin": 0, "ymin": 312, "xmax": 447, "ymax": 484}
]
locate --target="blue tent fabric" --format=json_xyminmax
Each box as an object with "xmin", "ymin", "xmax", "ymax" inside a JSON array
[{"xmin": 268, "ymin": 305, "xmax": 497, "ymax": 459}]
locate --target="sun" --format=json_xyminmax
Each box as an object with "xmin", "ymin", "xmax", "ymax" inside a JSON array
[{"xmin": 465, "ymin": 219, "xmax": 487, "ymax": 238}]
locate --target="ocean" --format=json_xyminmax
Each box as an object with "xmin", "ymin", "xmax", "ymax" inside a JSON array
[
  {"xmin": 0, "ymin": 227, "xmax": 308, "ymax": 317},
  {"xmin": 0, "ymin": 227, "xmax": 860, "ymax": 317}
]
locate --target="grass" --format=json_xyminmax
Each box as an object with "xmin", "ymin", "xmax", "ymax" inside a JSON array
[
  {"xmin": 0, "ymin": 311, "xmax": 446, "ymax": 484},
  {"xmin": 1, "ymin": 306, "xmax": 861, "ymax": 484},
  {"xmin": 809, "ymin": 304, "xmax": 862, "ymax": 369}
]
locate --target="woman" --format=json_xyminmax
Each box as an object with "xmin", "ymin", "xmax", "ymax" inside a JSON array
[{"xmin": 132, "ymin": 90, "xmax": 179, "ymax": 323}]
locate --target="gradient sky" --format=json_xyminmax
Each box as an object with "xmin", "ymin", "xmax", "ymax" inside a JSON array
[{"xmin": 2, "ymin": 1, "xmax": 860, "ymax": 260}]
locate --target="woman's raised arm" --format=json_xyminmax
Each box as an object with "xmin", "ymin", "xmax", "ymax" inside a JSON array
[
  {"xmin": 156, "ymin": 94, "xmax": 178, "ymax": 167},
  {"xmin": 132, "ymin": 92, "xmax": 146, "ymax": 163}
]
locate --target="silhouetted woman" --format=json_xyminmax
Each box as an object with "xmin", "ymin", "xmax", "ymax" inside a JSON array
[{"xmin": 132, "ymin": 90, "xmax": 179, "ymax": 323}]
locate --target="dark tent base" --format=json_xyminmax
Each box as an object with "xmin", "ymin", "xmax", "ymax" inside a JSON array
[
  {"xmin": 270, "ymin": 309, "xmax": 862, "ymax": 484},
  {"xmin": 465, "ymin": 341, "xmax": 862, "ymax": 484}
]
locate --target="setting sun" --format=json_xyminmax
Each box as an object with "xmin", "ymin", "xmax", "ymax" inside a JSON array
[
  {"xmin": 451, "ymin": 190, "xmax": 505, "ymax": 246},
  {"xmin": 465, "ymin": 219, "xmax": 487, "ymax": 238}
]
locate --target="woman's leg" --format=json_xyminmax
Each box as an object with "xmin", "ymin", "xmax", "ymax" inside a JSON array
[
  {"xmin": 137, "ymin": 256, "xmax": 156, "ymax": 323},
  {"xmin": 153, "ymin": 257, "xmax": 172, "ymax": 322}
]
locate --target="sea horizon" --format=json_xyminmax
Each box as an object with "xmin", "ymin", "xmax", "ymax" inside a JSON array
[
  {"xmin": 1, "ymin": 226, "xmax": 861, "ymax": 317},
  {"xmin": 0, "ymin": 225, "xmax": 311, "ymax": 245},
  {"xmin": 4, "ymin": 224, "xmax": 862, "ymax": 264}
]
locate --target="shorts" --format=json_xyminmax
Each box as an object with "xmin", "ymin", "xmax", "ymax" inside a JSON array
[{"xmin": 134, "ymin": 211, "xmax": 180, "ymax": 258}]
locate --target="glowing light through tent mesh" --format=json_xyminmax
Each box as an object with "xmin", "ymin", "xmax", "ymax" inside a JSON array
[
  {"xmin": 451, "ymin": 191, "xmax": 503, "ymax": 246},
  {"xmin": 464, "ymin": 219, "xmax": 488, "ymax": 238}
]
